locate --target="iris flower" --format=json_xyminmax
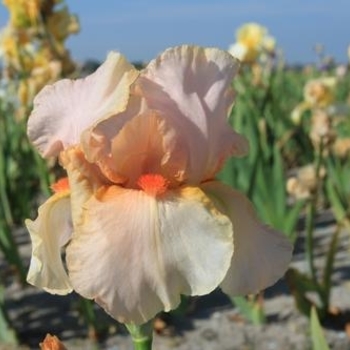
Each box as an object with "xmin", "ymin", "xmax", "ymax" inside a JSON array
[
  {"xmin": 228, "ymin": 23, "xmax": 275, "ymax": 63},
  {"xmin": 26, "ymin": 45, "xmax": 292, "ymax": 325}
]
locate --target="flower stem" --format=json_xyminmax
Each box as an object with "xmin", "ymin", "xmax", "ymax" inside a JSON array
[
  {"xmin": 125, "ymin": 321, "xmax": 153, "ymax": 350},
  {"xmin": 305, "ymin": 138, "xmax": 325, "ymax": 299},
  {"xmin": 305, "ymin": 195, "xmax": 318, "ymax": 286}
]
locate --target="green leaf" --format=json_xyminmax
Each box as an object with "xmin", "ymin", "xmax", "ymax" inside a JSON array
[
  {"xmin": 0, "ymin": 286, "xmax": 18, "ymax": 345},
  {"xmin": 310, "ymin": 307, "xmax": 330, "ymax": 350},
  {"xmin": 283, "ymin": 200, "xmax": 305, "ymax": 242},
  {"xmin": 285, "ymin": 268, "xmax": 318, "ymax": 317},
  {"xmin": 231, "ymin": 295, "xmax": 266, "ymax": 325},
  {"xmin": 325, "ymin": 179, "xmax": 347, "ymax": 223},
  {"xmin": 322, "ymin": 229, "xmax": 340, "ymax": 309},
  {"xmin": 272, "ymin": 145, "xmax": 286, "ymax": 217}
]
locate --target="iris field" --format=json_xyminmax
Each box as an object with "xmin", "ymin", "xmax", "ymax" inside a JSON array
[{"xmin": 0, "ymin": 2, "xmax": 350, "ymax": 350}]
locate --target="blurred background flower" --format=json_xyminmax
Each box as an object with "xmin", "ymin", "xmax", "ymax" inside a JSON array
[
  {"xmin": 0, "ymin": 0, "xmax": 79, "ymax": 120},
  {"xmin": 228, "ymin": 22, "xmax": 276, "ymax": 64}
]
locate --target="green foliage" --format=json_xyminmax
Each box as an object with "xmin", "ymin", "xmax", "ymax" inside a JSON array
[
  {"xmin": 285, "ymin": 139, "xmax": 341, "ymax": 321},
  {"xmin": 0, "ymin": 95, "xmax": 53, "ymax": 344},
  {"xmin": 325, "ymin": 155, "xmax": 350, "ymax": 227},
  {"xmin": 220, "ymin": 64, "xmax": 350, "ymax": 326},
  {"xmin": 0, "ymin": 98, "xmax": 52, "ymax": 283}
]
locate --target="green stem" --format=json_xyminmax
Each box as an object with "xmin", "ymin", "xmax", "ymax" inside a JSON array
[
  {"xmin": 305, "ymin": 138, "xmax": 325, "ymax": 301},
  {"xmin": 322, "ymin": 226, "xmax": 340, "ymax": 311},
  {"xmin": 305, "ymin": 200, "xmax": 318, "ymax": 290},
  {"xmin": 125, "ymin": 321, "xmax": 153, "ymax": 350}
]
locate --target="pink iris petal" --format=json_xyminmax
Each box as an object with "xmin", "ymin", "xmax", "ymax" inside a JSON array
[
  {"xmin": 202, "ymin": 181, "xmax": 293, "ymax": 295},
  {"xmin": 27, "ymin": 52, "xmax": 138, "ymax": 157},
  {"xmin": 136, "ymin": 45, "xmax": 249, "ymax": 183}
]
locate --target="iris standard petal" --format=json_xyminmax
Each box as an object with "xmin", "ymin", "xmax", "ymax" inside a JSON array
[
  {"xmin": 27, "ymin": 52, "xmax": 139, "ymax": 157},
  {"xmin": 202, "ymin": 181, "xmax": 293, "ymax": 296},
  {"xmin": 25, "ymin": 192, "xmax": 73, "ymax": 294},
  {"xmin": 108, "ymin": 110, "xmax": 188, "ymax": 187},
  {"xmin": 137, "ymin": 45, "xmax": 248, "ymax": 183},
  {"xmin": 65, "ymin": 185, "xmax": 233, "ymax": 325}
]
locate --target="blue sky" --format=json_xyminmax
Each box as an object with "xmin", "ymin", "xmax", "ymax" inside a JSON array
[{"xmin": 0, "ymin": 0, "xmax": 349, "ymax": 64}]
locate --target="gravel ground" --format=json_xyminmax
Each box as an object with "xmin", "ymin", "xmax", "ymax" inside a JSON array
[{"xmin": 1, "ymin": 211, "xmax": 350, "ymax": 350}]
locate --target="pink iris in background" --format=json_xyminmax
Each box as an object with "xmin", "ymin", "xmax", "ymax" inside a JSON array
[{"xmin": 26, "ymin": 45, "xmax": 293, "ymax": 325}]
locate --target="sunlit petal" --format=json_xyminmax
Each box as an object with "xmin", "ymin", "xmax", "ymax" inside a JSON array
[
  {"xmin": 27, "ymin": 52, "xmax": 138, "ymax": 157},
  {"xmin": 66, "ymin": 185, "xmax": 233, "ymax": 324},
  {"xmin": 202, "ymin": 181, "xmax": 293, "ymax": 295},
  {"xmin": 137, "ymin": 45, "xmax": 248, "ymax": 183},
  {"xmin": 25, "ymin": 192, "xmax": 73, "ymax": 294}
]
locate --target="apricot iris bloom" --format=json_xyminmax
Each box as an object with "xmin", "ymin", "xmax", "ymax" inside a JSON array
[{"xmin": 26, "ymin": 45, "xmax": 292, "ymax": 325}]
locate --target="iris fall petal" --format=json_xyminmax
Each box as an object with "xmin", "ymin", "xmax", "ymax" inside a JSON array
[
  {"xmin": 202, "ymin": 181, "xmax": 293, "ymax": 295},
  {"xmin": 25, "ymin": 192, "xmax": 73, "ymax": 294},
  {"xmin": 66, "ymin": 185, "xmax": 233, "ymax": 324}
]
